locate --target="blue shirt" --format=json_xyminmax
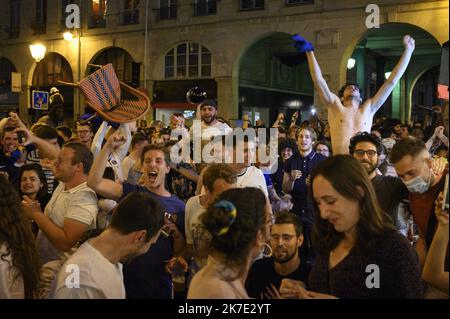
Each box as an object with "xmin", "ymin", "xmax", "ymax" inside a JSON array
[
  {"xmin": 283, "ymin": 151, "xmax": 326, "ymax": 223},
  {"xmin": 121, "ymin": 182, "xmax": 185, "ymax": 299}
]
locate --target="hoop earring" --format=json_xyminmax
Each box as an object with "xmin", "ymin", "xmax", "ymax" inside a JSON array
[{"xmin": 260, "ymin": 242, "xmax": 273, "ymax": 258}]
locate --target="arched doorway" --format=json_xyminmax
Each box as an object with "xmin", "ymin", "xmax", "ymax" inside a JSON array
[
  {"xmin": 0, "ymin": 57, "xmax": 18, "ymax": 118},
  {"xmin": 410, "ymin": 65, "xmax": 441, "ymax": 136},
  {"xmin": 345, "ymin": 23, "xmax": 442, "ymax": 123},
  {"xmin": 237, "ymin": 32, "xmax": 314, "ymax": 127},
  {"xmin": 30, "ymin": 52, "xmax": 74, "ymax": 123}
]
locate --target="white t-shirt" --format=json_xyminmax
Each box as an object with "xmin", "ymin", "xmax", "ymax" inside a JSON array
[
  {"xmin": 0, "ymin": 244, "xmax": 24, "ymax": 299},
  {"xmin": 36, "ymin": 182, "xmax": 98, "ymax": 266},
  {"xmin": 190, "ymin": 121, "xmax": 232, "ymax": 141},
  {"xmin": 236, "ymin": 165, "xmax": 268, "ymax": 197},
  {"xmin": 185, "ymin": 195, "xmax": 207, "ymax": 245},
  {"xmin": 53, "ymin": 242, "xmax": 125, "ymax": 299}
]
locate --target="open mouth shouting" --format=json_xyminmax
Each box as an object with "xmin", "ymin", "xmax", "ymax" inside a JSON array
[{"xmin": 147, "ymin": 170, "xmax": 159, "ymax": 183}]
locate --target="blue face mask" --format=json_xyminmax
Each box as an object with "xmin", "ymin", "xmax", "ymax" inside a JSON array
[{"xmin": 403, "ymin": 168, "xmax": 432, "ymax": 194}]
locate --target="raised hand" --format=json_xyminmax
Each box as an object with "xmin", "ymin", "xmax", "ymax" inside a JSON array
[
  {"xmin": 403, "ymin": 35, "xmax": 415, "ymax": 52},
  {"xmin": 22, "ymin": 195, "xmax": 42, "ymax": 219},
  {"xmin": 431, "ymin": 156, "xmax": 448, "ymax": 175},
  {"xmin": 279, "ymin": 278, "xmax": 309, "ymax": 299},
  {"xmin": 434, "ymin": 126, "xmax": 445, "ymax": 139},
  {"xmin": 13, "ymin": 127, "xmax": 33, "ymax": 146},
  {"xmin": 434, "ymin": 192, "xmax": 449, "ymax": 226},
  {"xmin": 292, "ymin": 34, "xmax": 314, "ymax": 52},
  {"xmin": 105, "ymin": 130, "xmax": 127, "ymax": 150},
  {"xmin": 290, "ymin": 170, "xmax": 302, "ymax": 181}
]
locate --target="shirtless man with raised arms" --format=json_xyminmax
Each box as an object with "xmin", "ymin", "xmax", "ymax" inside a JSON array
[{"xmin": 293, "ymin": 34, "xmax": 415, "ymax": 154}]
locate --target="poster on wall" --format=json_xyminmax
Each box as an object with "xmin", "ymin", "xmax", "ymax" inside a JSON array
[{"xmin": 32, "ymin": 90, "xmax": 49, "ymax": 110}]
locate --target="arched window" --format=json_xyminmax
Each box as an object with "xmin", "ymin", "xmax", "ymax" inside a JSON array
[
  {"xmin": 88, "ymin": 47, "xmax": 135, "ymax": 84},
  {"xmin": 164, "ymin": 42, "xmax": 211, "ymax": 79},
  {"xmin": 0, "ymin": 58, "xmax": 17, "ymax": 86},
  {"xmin": 32, "ymin": 53, "xmax": 73, "ymax": 86}
]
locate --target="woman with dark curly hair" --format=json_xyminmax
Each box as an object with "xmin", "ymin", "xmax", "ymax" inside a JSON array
[
  {"xmin": 187, "ymin": 187, "xmax": 273, "ymax": 299},
  {"xmin": 0, "ymin": 175, "xmax": 40, "ymax": 298},
  {"xmin": 18, "ymin": 164, "xmax": 51, "ymax": 235}
]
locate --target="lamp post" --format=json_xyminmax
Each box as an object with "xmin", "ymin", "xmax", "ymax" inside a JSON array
[{"xmin": 29, "ymin": 42, "xmax": 46, "ymax": 122}]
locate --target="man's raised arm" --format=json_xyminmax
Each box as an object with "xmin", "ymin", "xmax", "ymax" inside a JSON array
[
  {"xmin": 306, "ymin": 51, "xmax": 339, "ymax": 106},
  {"xmin": 368, "ymin": 35, "xmax": 415, "ymax": 113},
  {"xmin": 292, "ymin": 34, "xmax": 339, "ymax": 106},
  {"xmin": 87, "ymin": 131, "xmax": 125, "ymax": 201}
]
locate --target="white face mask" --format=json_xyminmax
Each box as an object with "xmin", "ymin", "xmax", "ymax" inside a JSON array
[{"xmin": 403, "ymin": 168, "xmax": 432, "ymax": 194}]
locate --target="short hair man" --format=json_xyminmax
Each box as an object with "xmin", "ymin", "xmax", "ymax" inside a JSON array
[
  {"xmin": 223, "ymin": 134, "xmax": 268, "ymax": 197},
  {"xmin": 297, "ymin": 34, "xmax": 415, "ymax": 154},
  {"xmin": 53, "ymin": 192, "xmax": 164, "ymax": 299},
  {"xmin": 88, "ymin": 133, "xmax": 185, "ymax": 298},
  {"xmin": 390, "ymin": 136, "xmax": 448, "ymax": 264},
  {"xmin": 349, "ymin": 132, "xmax": 409, "ymax": 228},
  {"xmin": 76, "ymin": 122, "xmax": 94, "ymax": 149},
  {"xmin": 246, "ymin": 212, "xmax": 310, "ymax": 299},
  {"xmin": 189, "ymin": 99, "xmax": 232, "ymax": 163},
  {"xmin": 282, "ymin": 127, "xmax": 326, "ymax": 259},
  {"xmin": 22, "ymin": 142, "xmax": 98, "ymax": 265}
]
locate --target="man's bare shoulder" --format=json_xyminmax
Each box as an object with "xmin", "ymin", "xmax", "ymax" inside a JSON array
[{"xmin": 327, "ymin": 99, "xmax": 345, "ymax": 113}]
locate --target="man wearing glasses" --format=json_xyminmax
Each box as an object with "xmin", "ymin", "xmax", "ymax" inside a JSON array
[
  {"xmin": 245, "ymin": 212, "xmax": 311, "ymax": 299},
  {"xmin": 349, "ymin": 132, "xmax": 409, "ymax": 230}
]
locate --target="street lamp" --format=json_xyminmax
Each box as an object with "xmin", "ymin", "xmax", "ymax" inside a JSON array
[
  {"xmin": 62, "ymin": 28, "xmax": 82, "ymax": 120},
  {"xmin": 29, "ymin": 43, "xmax": 46, "ymax": 62},
  {"xmin": 347, "ymin": 58, "xmax": 356, "ymax": 70},
  {"xmin": 63, "ymin": 31, "xmax": 74, "ymax": 41},
  {"xmin": 29, "ymin": 42, "xmax": 46, "ymax": 123}
]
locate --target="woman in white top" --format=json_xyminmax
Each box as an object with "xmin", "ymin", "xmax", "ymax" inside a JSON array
[
  {"xmin": 0, "ymin": 175, "xmax": 40, "ymax": 298},
  {"xmin": 188, "ymin": 187, "xmax": 273, "ymax": 299}
]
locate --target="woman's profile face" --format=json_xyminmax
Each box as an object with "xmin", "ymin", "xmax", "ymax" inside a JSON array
[{"xmin": 312, "ymin": 175, "xmax": 360, "ymax": 235}]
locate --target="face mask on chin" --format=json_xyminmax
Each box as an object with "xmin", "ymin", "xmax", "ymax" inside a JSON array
[{"xmin": 403, "ymin": 168, "xmax": 432, "ymax": 194}]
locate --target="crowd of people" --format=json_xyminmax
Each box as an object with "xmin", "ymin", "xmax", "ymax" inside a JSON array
[{"xmin": 0, "ymin": 34, "xmax": 448, "ymax": 300}]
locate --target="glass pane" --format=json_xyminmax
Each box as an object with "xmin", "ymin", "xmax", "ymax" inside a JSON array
[
  {"xmin": 176, "ymin": 66, "xmax": 186, "ymax": 77},
  {"xmin": 188, "ymin": 66, "xmax": 198, "ymax": 77},
  {"xmin": 177, "ymin": 54, "xmax": 186, "ymax": 66},
  {"xmin": 165, "ymin": 66, "xmax": 174, "ymax": 78},
  {"xmin": 201, "ymin": 52, "xmax": 211, "ymax": 65},
  {"xmin": 188, "ymin": 43, "xmax": 198, "ymax": 54},
  {"xmin": 167, "ymin": 49, "xmax": 174, "ymax": 56},
  {"xmin": 177, "ymin": 43, "xmax": 186, "ymax": 54},
  {"xmin": 201, "ymin": 65, "xmax": 211, "ymax": 77},
  {"xmin": 189, "ymin": 54, "xmax": 198, "ymax": 66},
  {"xmin": 165, "ymin": 55, "xmax": 174, "ymax": 67}
]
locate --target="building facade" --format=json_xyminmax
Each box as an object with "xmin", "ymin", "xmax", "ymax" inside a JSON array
[{"xmin": 0, "ymin": 0, "xmax": 448, "ymax": 126}]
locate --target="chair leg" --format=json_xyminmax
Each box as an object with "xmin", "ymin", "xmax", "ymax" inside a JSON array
[
  {"xmin": 57, "ymin": 80, "xmax": 79, "ymax": 87},
  {"xmin": 87, "ymin": 63, "xmax": 103, "ymax": 68}
]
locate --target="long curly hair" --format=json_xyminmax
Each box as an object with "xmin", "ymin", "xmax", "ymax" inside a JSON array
[{"xmin": 0, "ymin": 175, "xmax": 40, "ymax": 298}]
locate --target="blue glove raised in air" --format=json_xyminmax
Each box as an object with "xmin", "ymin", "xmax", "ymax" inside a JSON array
[{"xmin": 292, "ymin": 34, "xmax": 314, "ymax": 52}]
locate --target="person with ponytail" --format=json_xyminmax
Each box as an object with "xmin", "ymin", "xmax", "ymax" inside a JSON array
[
  {"xmin": 187, "ymin": 187, "xmax": 273, "ymax": 299},
  {"xmin": 0, "ymin": 175, "xmax": 40, "ymax": 298}
]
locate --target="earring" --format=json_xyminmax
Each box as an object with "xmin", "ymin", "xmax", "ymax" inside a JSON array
[{"xmin": 260, "ymin": 242, "xmax": 273, "ymax": 258}]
